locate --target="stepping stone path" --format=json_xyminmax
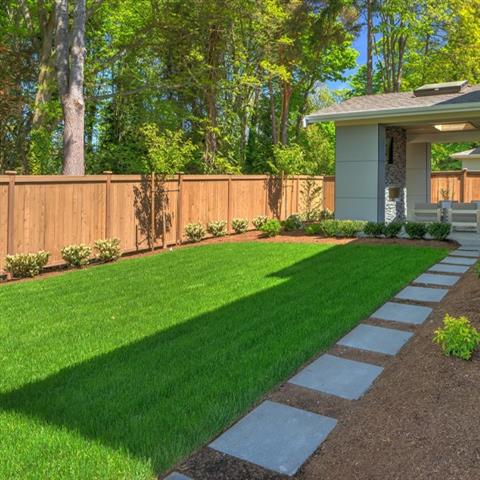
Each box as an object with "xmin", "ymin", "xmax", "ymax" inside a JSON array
[
  {"xmin": 441, "ymin": 256, "xmax": 477, "ymax": 266},
  {"xmin": 450, "ymin": 250, "xmax": 479, "ymax": 258},
  {"xmin": 209, "ymin": 400, "xmax": 336, "ymax": 476},
  {"xmin": 395, "ymin": 285, "xmax": 448, "ymax": 302},
  {"xmin": 429, "ymin": 263, "xmax": 469, "ymax": 274},
  {"xmin": 289, "ymin": 354, "xmax": 383, "ymax": 400},
  {"xmin": 164, "ymin": 473, "xmax": 192, "ymax": 480},
  {"xmin": 192, "ymin": 247, "xmax": 477, "ymax": 479},
  {"xmin": 414, "ymin": 273, "xmax": 460, "ymax": 287},
  {"xmin": 337, "ymin": 324, "xmax": 413, "ymax": 355},
  {"xmin": 372, "ymin": 302, "xmax": 432, "ymax": 325}
]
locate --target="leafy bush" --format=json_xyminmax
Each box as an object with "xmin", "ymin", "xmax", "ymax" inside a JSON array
[
  {"xmin": 283, "ymin": 214, "xmax": 303, "ymax": 231},
  {"xmin": 61, "ymin": 244, "xmax": 92, "ymax": 267},
  {"xmin": 252, "ymin": 215, "xmax": 268, "ymax": 230},
  {"xmin": 318, "ymin": 219, "xmax": 339, "ymax": 237},
  {"xmin": 5, "ymin": 251, "xmax": 49, "ymax": 278},
  {"xmin": 94, "ymin": 238, "xmax": 122, "ymax": 262},
  {"xmin": 477, "ymin": 261, "xmax": 480, "ymax": 278},
  {"xmin": 232, "ymin": 218, "xmax": 249, "ymax": 234},
  {"xmin": 364, "ymin": 222, "xmax": 386, "ymax": 237},
  {"xmin": 339, "ymin": 220, "xmax": 366, "ymax": 237},
  {"xmin": 304, "ymin": 223, "xmax": 322, "ymax": 235},
  {"xmin": 184, "ymin": 223, "xmax": 205, "ymax": 242},
  {"xmin": 433, "ymin": 314, "xmax": 480, "ymax": 360},
  {"xmin": 318, "ymin": 220, "xmax": 365, "ymax": 238},
  {"xmin": 427, "ymin": 222, "xmax": 451, "ymax": 241},
  {"xmin": 385, "ymin": 221, "xmax": 403, "ymax": 238},
  {"xmin": 301, "ymin": 208, "xmax": 334, "ymax": 222},
  {"xmin": 260, "ymin": 219, "xmax": 282, "ymax": 237},
  {"xmin": 405, "ymin": 222, "xmax": 427, "ymax": 239},
  {"xmin": 207, "ymin": 220, "xmax": 227, "ymax": 237}
]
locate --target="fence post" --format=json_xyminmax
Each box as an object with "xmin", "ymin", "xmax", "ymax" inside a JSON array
[
  {"xmin": 176, "ymin": 173, "xmax": 183, "ymax": 244},
  {"xmin": 103, "ymin": 171, "xmax": 112, "ymax": 238},
  {"xmin": 461, "ymin": 169, "xmax": 468, "ymax": 202},
  {"xmin": 227, "ymin": 174, "xmax": 233, "ymax": 233},
  {"xmin": 6, "ymin": 171, "xmax": 16, "ymax": 256},
  {"xmin": 150, "ymin": 172, "xmax": 155, "ymax": 250},
  {"xmin": 296, "ymin": 176, "xmax": 300, "ymax": 213},
  {"xmin": 264, "ymin": 175, "xmax": 268, "ymax": 216}
]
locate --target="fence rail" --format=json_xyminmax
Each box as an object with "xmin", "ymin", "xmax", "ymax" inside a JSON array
[
  {"xmin": 1, "ymin": 170, "xmax": 478, "ymax": 273},
  {"xmin": 0, "ymin": 173, "xmax": 325, "ymax": 272}
]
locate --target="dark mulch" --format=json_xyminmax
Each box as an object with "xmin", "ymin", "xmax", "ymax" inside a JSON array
[{"xmin": 172, "ymin": 268, "xmax": 480, "ymax": 480}]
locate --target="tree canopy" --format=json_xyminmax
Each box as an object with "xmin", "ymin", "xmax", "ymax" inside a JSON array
[{"xmin": 1, "ymin": 0, "xmax": 479, "ymax": 174}]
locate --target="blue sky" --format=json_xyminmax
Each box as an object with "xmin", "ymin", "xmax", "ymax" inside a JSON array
[{"xmin": 327, "ymin": 27, "xmax": 368, "ymax": 90}]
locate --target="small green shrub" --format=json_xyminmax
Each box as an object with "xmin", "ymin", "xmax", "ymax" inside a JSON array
[
  {"xmin": 318, "ymin": 219, "xmax": 339, "ymax": 237},
  {"xmin": 339, "ymin": 220, "xmax": 366, "ymax": 237},
  {"xmin": 405, "ymin": 222, "xmax": 427, "ymax": 239},
  {"xmin": 304, "ymin": 223, "xmax": 322, "ymax": 235},
  {"xmin": 318, "ymin": 220, "xmax": 365, "ymax": 238},
  {"xmin": 232, "ymin": 218, "xmax": 249, "ymax": 234},
  {"xmin": 433, "ymin": 314, "xmax": 480, "ymax": 360},
  {"xmin": 384, "ymin": 221, "xmax": 403, "ymax": 238},
  {"xmin": 184, "ymin": 223, "xmax": 205, "ymax": 242},
  {"xmin": 252, "ymin": 215, "xmax": 268, "ymax": 230},
  {"xmin": 283, "ymin": 214, "xmax": 303, "ymax": 231},
  {"xmin": 427, "ymin": 222, "xmax": 451, "ymax": 241},
  {"xmin": 61, "ymin": 244, "xmax": 92, "ymax": 267},
  {"xmin": 5, "ymin": 251, "xmax": 49, "ymax": 278},
  {"xmin": 94, "ymin": 238, "xmax": 122, "ymax": 262},
  {"xmin": 477, "ymin": 261, "xmax": 480, "ymax": 278},
  {"xmin": 364, "ymin": 222, "xmax": 386, "ymax": 237},
  {"xmin": 207, "ymin": 220, "xmax": 227, "ymax": 237},
  {"xmin": 260, "ymin": 218, "xmax": 282, "ymax": 237}
]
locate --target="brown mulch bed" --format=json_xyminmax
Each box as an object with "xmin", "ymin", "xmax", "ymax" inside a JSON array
[{"xmin": 172, "ymin": 267, "xmax": 480, "ymax": 480}]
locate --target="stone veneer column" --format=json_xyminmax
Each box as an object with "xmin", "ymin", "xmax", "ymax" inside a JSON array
[{"xmin": 384, "ymin": 127, "xmax": 407, "ymax": 222}]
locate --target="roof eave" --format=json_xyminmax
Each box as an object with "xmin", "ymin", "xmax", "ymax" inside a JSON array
[{"xmin": 304, "ymin": 101, "xmax": 480, "ymax": 126}]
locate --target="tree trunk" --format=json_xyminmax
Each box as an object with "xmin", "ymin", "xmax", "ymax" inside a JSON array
[
  {"xmin": 61, "ymin": 93, "xmax": 85, "ymax": 175},
  {"xmin": 268, "ymin": 77, "xmax": 278, "ymax": 144},
  {"xmin": 55, "ymin": 0, "xmax": 86, "ymax": 175},
  {"xmin": 366, "ymin": 0, "xmax": 373, "ymax": 94},
  {"xmin": 279, "ymin": 82, "xmax": 292, "ymax": 145}
]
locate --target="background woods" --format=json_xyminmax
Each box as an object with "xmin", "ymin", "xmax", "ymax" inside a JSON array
[{"xmin": 1, "ymin": 0, "xmax": 480, "ymax": 176}]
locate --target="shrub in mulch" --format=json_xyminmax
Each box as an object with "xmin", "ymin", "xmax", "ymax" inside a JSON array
[
  {"xmin": 405, "ymin": 222, "xmax": 427, "ymax": 239},
  {"xmin": 427, "ymin": 222, "xmax": 451, "ymax": 241}
]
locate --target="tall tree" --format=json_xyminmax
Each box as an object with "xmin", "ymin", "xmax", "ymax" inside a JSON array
[{"xmin": 55, "ymin": 0, "xmax": 86, "ymax": 175}]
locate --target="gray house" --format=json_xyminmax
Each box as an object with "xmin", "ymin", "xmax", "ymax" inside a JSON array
[
  {"xmin": 452, "ymin": 147, "xmax": 480, "ymax": 171},
  {"xmin": 304, "ymin": 81, "xmax": 480, "ymax": 222}
]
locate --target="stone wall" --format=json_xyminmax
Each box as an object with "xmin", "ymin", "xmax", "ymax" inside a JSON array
[{"xmin": 385, "ymin": 127, "xmax": 407, "ymax": 222}]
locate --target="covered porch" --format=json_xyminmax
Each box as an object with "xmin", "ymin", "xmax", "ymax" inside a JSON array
[{"xmin": 304, "ymin": 81, "xmax": 480, "ymax": 234}]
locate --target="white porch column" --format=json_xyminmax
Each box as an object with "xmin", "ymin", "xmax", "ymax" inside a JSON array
[
  {"xmin": 335, "ymin": 124, "xmax": 385, "ymax": 221},
  {"xmin": 406, "ymin": 142, "xmax": 431, "ymax": 219}
]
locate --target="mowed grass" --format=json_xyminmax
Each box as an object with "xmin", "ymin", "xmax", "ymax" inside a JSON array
[{"xmin": 0, "ymin": 242, "xmax": 447, "ymax": 479}]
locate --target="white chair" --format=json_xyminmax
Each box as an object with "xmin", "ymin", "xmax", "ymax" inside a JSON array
[
  {"xmin": 414, "ymin": 203, "xmax": 441, "ymax": 223},
  {"xmin": 448, "ymin": 203, "xmax": 480, "ymax": 232}
]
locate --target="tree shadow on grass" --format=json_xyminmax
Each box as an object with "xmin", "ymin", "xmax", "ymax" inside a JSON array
[{"xmin": 0, "ymin": 244, "xmax": 443, "ymax": 474}]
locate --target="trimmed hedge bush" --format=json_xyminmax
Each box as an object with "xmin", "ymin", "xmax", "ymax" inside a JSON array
[
  {"xmin": 384, "ymin": 221, "xmax": 403, "ymax": 238},
  {"xmin": 364, "ymin": 221, "xmax": 386, "ymax": 237},
  {"xmin": 94, "ymin": 238, "xmax": 122, "ymax": 262},
  {"xmin": 5, "ymin": 251, "xmax": 49, "ymax": 278},
  {"xmin": 185, "ymin": 223, "xmax": 205, "ymax": 242},
  {"xmin": 207, "ymin": 220, "xmax": 227, "ymax": 237},
  {"xmin": 282, "ymin": 214, "xmax": 303, "ymax": 231},
  {"xmin": 61, "ymin": 244, "xmax": 92, "ymax": 267},
  {"xmin": 318, "ymin": 219, "xmax": 366, "ymax": 238},
  {"xmin": 304, "ymin": 223, "xmax": 322, "ymax": 236},
  {"xmin": 405, "ymin": 222, "xmax": 427, "ymax": 239},
  {"xmin": 252, "ymin": 215, "xmax": 268, "ymax": 230},
  {"xmin": 260, "ymin": 218, "xmax": 282, "ymax": 237},
  {"xmin": 232, "ymin": 218, "xmax": 249, "ymax": 234},
  {"xmin": 427, "ymin": 222, "xmax": 451, "ymax": 241}
]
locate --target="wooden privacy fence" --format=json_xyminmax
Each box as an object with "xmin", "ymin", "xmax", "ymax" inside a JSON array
[
  {"xmin": 431, "ymin": 170, "xmax": 480, "ymax": 203},
  {"xmin": 0, "ymin": 173, "xmax": 327, "ymax": 272}
]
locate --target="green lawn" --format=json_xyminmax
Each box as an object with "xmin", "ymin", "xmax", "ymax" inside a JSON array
[{"xmin": 0, "ymin": 242, "xmax": 447, "ymax": 479}]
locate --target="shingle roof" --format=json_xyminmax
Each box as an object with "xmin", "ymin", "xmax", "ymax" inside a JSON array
[
  {"xmin": 452, "ymin": 147, "xmax": 480, "ymax": 159},
  {"xmin": 307, "ymin": 84, "xmax": 480, "ymax": 121}
]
